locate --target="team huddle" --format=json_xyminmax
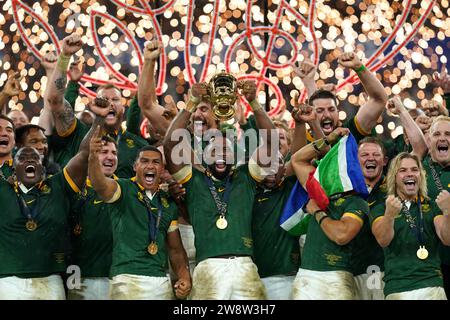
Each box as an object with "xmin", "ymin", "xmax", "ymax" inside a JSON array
[{"xmin": 0, "ymin": 32, "xmax": 449, "ymax": 300}]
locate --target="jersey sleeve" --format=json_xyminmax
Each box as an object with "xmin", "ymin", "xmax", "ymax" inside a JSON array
[
  {"xmin": 342, "ymin": 195, "xmax": 369, "ymax": 225},
  {"xmin": 369, "ymin": 202, "xmax": 386, "ymax": 226},
  {"xmin": 344, "ymin": 115, "xmax": 376, "ymax": 144},
  {"xmin": 126, "ymin": 96, "xmax": 142, "ymax": 136},
  {"xmin": 64, "ymin": 81, "xmax": 80, "ymax": 110}
]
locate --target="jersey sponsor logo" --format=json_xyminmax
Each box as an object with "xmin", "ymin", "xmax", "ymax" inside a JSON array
[
  {"xmin": 137, "ymin": 191, "xmax": 144, "ymax": 202},
  {"xmin": 368, "ymin": 200, "xmax": 377, "ymax": 207},
  {"xmin": 335, "ymin": 198, "xmax": 345, "ymax": 206},
  {"xmin": 126, "ymin": 138, "xmax": 135, "ymax": 148},
  {"xmin": 422, "ymin": 203, "xmax": 431, "ymax": 213},
  {"xmin": 218, "ymin": 187, "xmax": 225, "ymax": 193},
  {"xmin": 93, "ymin": 199, "xmax": 103, "ymax": 205},
  {"xmin": 26, "ymin": 199, "xmax": 35, "ymax": 205},
  {"xmin": 324, "ymin": 254, "xmax": 342, "ymax": 266},
  {"xmin": 54, "ymin": 252, "xmax": 65, "ymax": 264},
  {"xmin": 242, "ymin": 237, "xmax": 253, "ymax": 248},
  {"xmin": 161, "ymin": 197, "xmax": 169, "ymax": 208},
  {"xmin": 257, "ymin": 197, "xmax": 269, "ymax": 203},
  {"xmin": 40, "ymin": 184, "xmax": 51, "ymax": 194}
]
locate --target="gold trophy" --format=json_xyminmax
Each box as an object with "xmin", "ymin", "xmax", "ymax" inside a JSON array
[{"xmin": 209, "ymin": 71, "xmax": 238, "ymax": 121}]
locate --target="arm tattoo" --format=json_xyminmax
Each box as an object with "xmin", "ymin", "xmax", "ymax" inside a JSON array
[
  {"xmin": 54, "ymin": 99, "xmax": 76, "ymax": 135},
  {"xmin": 55, "ymin": 76, "xmax": 67, "ymax": 92}
]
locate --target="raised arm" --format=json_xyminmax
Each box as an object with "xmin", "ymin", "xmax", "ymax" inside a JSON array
[
  {"xmin": 39, "ymin": 51, "xmax": 59, "ymax": 135},
  {"xmin": 339, "ymin": 52, "xmax": 388, "ymax": 134},
  {"xmin": 293, "ymin": 58, "xmax": 317, "ymax": 99},
  {"xmin": 166, "ymin": 229, "xmax": 191, "ymax": 299},
  {"xmin": 286, "ymin": 100, "xmax": 326, "ymax": 176},
  {"xmin": 138, "ymin": 40, "xmax": 171, "ymax": 137},
  {"xmin": 389, "ymin": 96, "xmax": 428, "ymax": 159},
  {"xmin": 64, "ymin": 58, "xmax": 84, "ymax": 109},
  {"xmin": 65, "ymin": 98, "xmax": 109, "ymax": 190},
  {"xmin": 291, "ymin": 127, "xmax": 348, "ymax": 187},
  {"xmin": 163, "ymin": 84, "xmax": 205, "ymax": 175},
  {"xmin": 46, "ymin": 34, "xmax": 83, "ymax": 136},
  {"xmin": 433, "ymin": 65, "xmax": 450, "ymax": 114},
  {"xmin": 0, "ymin": 72, "xmax": 22, "ymax": 114},
  {"xmin": 371, "ymin": 195, "xmax": 401, "ymax": 247},
  {"xmin": 86, "ymin": 99, "xmax": 120, "ymax": 201}
]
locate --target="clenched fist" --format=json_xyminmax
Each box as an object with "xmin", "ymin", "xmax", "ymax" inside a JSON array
[
  {"xmin": 144, "ymin": 40, "xmax": 161, "ymax": 62},
  {"xmin": 386, "ymin": 96, "xmax": 406, "ymax": 117},
  {"xmin": 436, "ymin": 190, "xmax": 450, "ymax": 216},
  {"xmin": 327, "ymin": 127, "xmax": 350, "ymax": 144},
  {"xmin": 62, "ymin": 34, "xmax": 83, "ymax": 56},
  {"xmin": 238, "ymin": 80, "xmax": 257, "ymax": 102},
  {"xmin": 190, "ymin": 82, "xmax": 209, "ymax": 99},
  {"xmin": 385, "ymin": 195, "xmax": 402, "ymax": 219},
  {"xmin": 338, "ymin": 52, "xmax": 363, "ymax": 70},
  {"xmin": 293, "ymin": 58, "xmax": 316, "ymax": 81},
  {"xmin": 90, "ymin": 97, "xmax": 111, "ymax": 118}
]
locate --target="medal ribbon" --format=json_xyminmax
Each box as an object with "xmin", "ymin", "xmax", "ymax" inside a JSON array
[
  {"xmin": 402, "ymin": 199, "xmax": 425, "ymax": 246},
  {"xmin": 429, "ymin": 163, "xmax": 444, "ymax": 192},
  {"xmin": 135, "ymin": 182, "xmax": 163, "ymax": 245},
  {"xmin": 204, "ymin": 172, "xmax": 233, "ymax": 218},
  {"xmin": 17, "ymin": 191, "xmax": 41, "ymax": 223}
]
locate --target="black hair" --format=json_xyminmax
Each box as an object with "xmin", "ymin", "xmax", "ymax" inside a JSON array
[
  {"xmin": 137, "ymin": 145, "xmax": 163, "ymax": 160},
  {"xmin": 0, "ymin": 114, "xmax": 15, "ymax": 131},
  {"xmin": 15, "ymin": 124, "xmax": 45, "ymax": 146},
  {"xmin": 308, "ymin": 88, "xmax": 338, "ymax": 106}
]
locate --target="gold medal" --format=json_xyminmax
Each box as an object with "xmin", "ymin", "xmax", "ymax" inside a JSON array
[
  {"xmin": 147, "ymin": 242, "xmax": 158, "ymax": 255},
  {"xmin": 216, "ymin": 216, "xmax": 228, "ymax": 230},
  {"xmin": 25, "ymin": 219, "xmax": 37, "ymax": 231},
  {"xmin": 73, "ymin": 224, "xmax": 82, "ymax": 236},
  {"xmin": 417, "ymin": 246, "xmax": 428, "ymax": 260}
]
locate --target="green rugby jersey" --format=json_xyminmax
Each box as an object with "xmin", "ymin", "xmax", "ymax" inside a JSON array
[
  {"xmin": 369, "ymin": 199, "xmax": 443, "ymax": 296},
  {"xmin": 181, "ymin": 165, "xmax": 257, "ymax": 263},
  {"xmin": 109, "ymin": 178, "xmax": 178, "ymax": 278},
  {"xmin": 70, "ymin": 178, "xmax": 115, "ymax": 278},
  {"xmin": 301, "ymin": 194, "xmax": 369, "ymax": 272},
  {"xmin": 0, "ymin": 159, "xmax": 13, "ymax": 180},
  {"xmin": 351, "ymin": 177, "xmax": 386, "ymax": 276},
  {"xmin": 252, "ymin": 175, "xmax": 300, "ymax": 278},
  {"xmin": 422, "ymin": 155, "xmax": 450, "ymax": 266},
  {"xmin": 0, "ymin": 169, "xmax": 78, "ymax": 278}
]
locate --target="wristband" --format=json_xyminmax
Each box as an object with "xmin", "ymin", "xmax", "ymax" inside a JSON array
[
  {"xmin": 354, "ymin": 64, "xmax": 366, "ymax": 74},
  {"xmin": 185, "ymin": 94, "xmax": 201, "ymax": 113},
  {"xmin": 249, "ymin": 99, "xmax": 263, "ymax": 112},
  {"xmin": 312, "ymin": 138, "xmax": 327, "ymax": 153},
  {"xmin": 318, "ymin": 214, "xmax": 329, "ymax": 226},
  {"xmin": 56, "ymin": 53, "xmax": 71, "ymax": 72}
]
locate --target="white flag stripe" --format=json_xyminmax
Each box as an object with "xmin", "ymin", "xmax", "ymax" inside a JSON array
[
  {"xmin": 280, "ymin": 208, "xmax": 305, "ymax": 231},
  {"xmin": 337, "ymin": 135, "xmax": 353, "ymax": 192}
]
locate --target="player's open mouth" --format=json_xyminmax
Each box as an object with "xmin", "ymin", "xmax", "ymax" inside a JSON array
[
  {"xmin": 25, "ymin": 165, "xmax": 36, "ymax": 178},
  {"xmin": 215, "ymin": 159, "xmax": 226, "ymax": 171},
  {"xmin": 365, "ymin": 162, "xmax": 378, "ymax": 173},
  {"xmin": 403, "ymin": 179, "xmax": 416, "ymax": 191},
  {"xmin": 106, "ymin": 110, "xmax": 116, "ymax": 121},
  {"xmin": 437, "ymin": 143, "xmax": 448, "ymax": 156},
  {"xmin": 0, "ymin": 137, "xmax": 9, "ymax": 147},
  {"xmin": 102, "ymin": 160, "xmax": 114, "ymax": 168},
  {"xmin": 322, "ymin": 119, "xmax": 333, "ymax": 131},
  {"xmin": 144, "ymin": 172, "xmax": 156, "ymax": 184}
]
